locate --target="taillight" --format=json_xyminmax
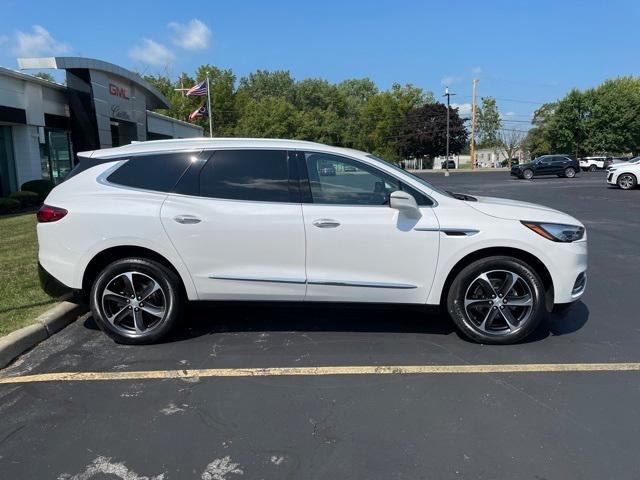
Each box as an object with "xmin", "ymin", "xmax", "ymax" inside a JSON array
[{"xmin": 37, "ymin": 205, "xmax": 68, "ymax": 223}]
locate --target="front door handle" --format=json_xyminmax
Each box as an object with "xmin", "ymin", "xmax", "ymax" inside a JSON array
[
  {"xmin": 312, "ymin": 218, "xmax": 340, "ymax": 228},
  {"xmin": 174, "ymin": 214, "xmax": 202, "ymax": 224}
]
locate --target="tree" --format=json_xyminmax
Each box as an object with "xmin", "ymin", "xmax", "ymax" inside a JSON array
[
  {"xmin": 498, "ymin": 129, "xmax": 525, "ymax": 167},
  {"xmin": 477, "ymin": 97, "xmax": 501, "ymax": 148},
  {"xmin": 33, "ymin": 72, "xmax": 55, "ymax": 82},
  {"xmin": 523, "ymin": 102, "xmax": 556, "ymax": 158},
  {"xmin": 398, "ymin": 103, "xmax": 468, "ymax": 161},
  {"xmin": 234, "ymin": 96, "xmax": 299, "ymax": 138},
  {"xmin": 238, "ymin": 70, "xmax": 296, "ymax": 103}
]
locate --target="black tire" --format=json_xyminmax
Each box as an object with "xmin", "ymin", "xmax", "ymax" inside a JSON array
[
  {"xmin": 617, "ymin": 173, "xmax": 637, "ymax": 190},
  {"xmin": 90, "ymin": 257, "xmax": 183, "ymax": 344},
  {"xmin": 446, "ymin": 256, "xmax": 546, "ymax": 344},
  {"xmin": 589, "ymin": 164, "xmax": 597, "ymax": 172},
  {"xmin": 522, "ymin": 169, "xmax": 534, "ymax": 180},
  {"xmin": 564, "ymin": 167, "xmax": 577, "ymax": 178}
]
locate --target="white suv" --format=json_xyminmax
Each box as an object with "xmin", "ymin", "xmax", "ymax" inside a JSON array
[
  {"xmin": 37, "ymin": 138, "xmax": 588, "ymax": 345},
  {"xmin": 606, "ymin": 157, "xmax": 640, "ymax": 189}
]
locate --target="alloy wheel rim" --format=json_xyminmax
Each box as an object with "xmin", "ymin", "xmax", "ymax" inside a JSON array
[
  {"xmin": 524, "ymin": 170, "xmax": 533, "ymax": 179},
  {"xmin": 620, "ymin": 175, "xmax": 633, "ymax": 189},
  {"xmin": 101, "ymin": 271, "xmax": 167, "ymax": 336},
  {"xmin": 463, "ymin": 269, "xmax": 534, "ymax": 336},
  {"xmin": 566, "ymin": 168, "xmax": 575, "ymax": 177}
]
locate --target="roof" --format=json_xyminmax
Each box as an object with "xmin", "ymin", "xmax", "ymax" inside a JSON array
[
  {"xmin": 83, "ymin": 138, "xmax": 358, "ymax": 159},
  {"xmin": 0, "ymin": 66, "xmax": 67, "ymax": 91},
  {"xmin": 17, "ymin": 56, "xmax": 170, "ymax": 109}
]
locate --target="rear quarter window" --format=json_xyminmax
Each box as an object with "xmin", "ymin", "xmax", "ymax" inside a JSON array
[{"xmin": 106, "ymin": 152, "xmax": 196, "ymax": 192}]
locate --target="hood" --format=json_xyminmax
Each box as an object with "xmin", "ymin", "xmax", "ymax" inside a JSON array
[
  {"xmin": 512, "ymin": 162, "xmax": 533, "ymax": 169},
  {"xmin": 466, "ymin": 195, "xmax": 583, "ymax": 225}
]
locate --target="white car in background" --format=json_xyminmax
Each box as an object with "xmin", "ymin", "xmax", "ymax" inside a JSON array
[
  {"xmin": 579, "ymin": 156, "xmax": 608, "ymax": 171},
  {"xmin": 37, "ymin": 138, "xmax": 588, "ymax": 345},
  {"xmin": 607, "ymin": 157, "xmax": 640, "ymax": 190}
]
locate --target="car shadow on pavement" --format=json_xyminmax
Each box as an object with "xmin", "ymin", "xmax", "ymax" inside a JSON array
[
  {"xmin": 166, "ymin": 302, "xmax": 455, "ymax": 342},
  {"xmin": 82, "ymin": 301, "xmax": 589, "ymax": 344},
  {"xmin": 524, "ymin": 301, "xmax": 590, "ymax": 343}
]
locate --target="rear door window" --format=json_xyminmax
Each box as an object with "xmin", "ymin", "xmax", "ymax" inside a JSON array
[{"xmin": 198, "ymin": 149, "xmax": 294, "ymax": 203}]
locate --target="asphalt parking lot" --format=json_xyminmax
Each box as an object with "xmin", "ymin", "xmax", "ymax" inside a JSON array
[{"xmin": 2, "ymin": 171, "xmax": 640, "ymax": 479}]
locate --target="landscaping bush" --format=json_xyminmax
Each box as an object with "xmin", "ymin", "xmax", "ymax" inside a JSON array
[
  {"xmin": 0, "ymin": 197, "xmax": 21, "ymax": 214},
  {"xmin": 20, "ymin": 179, "xmax": 54, "ymax": 202},
  {"xmin": 9, "ymin": 190, "xmax": 39, "ymax": 208}
]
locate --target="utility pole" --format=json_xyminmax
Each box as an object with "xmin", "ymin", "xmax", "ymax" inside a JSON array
[
  {"xmin": 443, "ymin": 86, "xmax": 456, "ymax": 175},
  {"xmin": 470, "ymin": 78, "xmax": 479, "ymax": 169}
]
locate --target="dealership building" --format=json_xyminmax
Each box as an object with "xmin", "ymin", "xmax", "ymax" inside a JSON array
[{"xmin": 0, "ymin": 56, "xmax": 203, "ymax": 196}]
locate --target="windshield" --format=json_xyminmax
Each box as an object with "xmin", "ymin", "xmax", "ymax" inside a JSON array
[
  {"xmin": 366, "ymin": 154, "xmax": 454, "ymax": 198},
  {"xmin": 629, "ymin": 157, "xmax": 640, "ymax": 164}
]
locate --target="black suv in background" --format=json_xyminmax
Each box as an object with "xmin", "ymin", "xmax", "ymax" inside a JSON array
[{"xmin": 511, "ymin": 155, "xmax": 579, "ymax": 180}]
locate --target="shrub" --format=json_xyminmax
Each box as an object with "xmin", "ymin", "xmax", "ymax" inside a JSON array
[
  {"xmin": 20, "ymin": 179, "xmax": 54, "ymax": 202},
  {"xmin": 0, "ymin": 197, "xmax": 20, "ymax": 214},
  {"xmin": 9, "ymin": 190, "xmax": 39, "ymax": 208}
]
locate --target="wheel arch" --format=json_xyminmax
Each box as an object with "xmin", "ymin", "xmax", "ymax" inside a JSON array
[
  {"xmin": 82, "ymin": 246, "xmax": 191, "ymax": 301},
  {"xmin": 438, "ymin": 246, "xmax": 554, "ymax": 312}
]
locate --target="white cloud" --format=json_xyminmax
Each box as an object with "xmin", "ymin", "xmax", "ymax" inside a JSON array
[
  {"xmin": 12, "ymin": 25, "xmax": 70, "ymax": 57},
  {"xmin": 129, "ymin": 39, "xmax": 175, "ymax": 66},
  {"xmin": 452, "ymin": 102, "xmax": 472, "ymax": 116},
  {"xmin": 169, "ymin": 19, "xmax": 211, "ymax": 50},
  {"xmin": 0, "ymin": 35, "xmax": 8, "ymax": 46},
  {"xmin": 440, "ymin": 76, "xmax": 462, "ymax": 87},
  {"xmin": 471, "ymin": 66, "xmax": 482, "ymax": 75},
  {"xmin": 505, "ymin": 111, "xmax": 515, "ymax": 116}
]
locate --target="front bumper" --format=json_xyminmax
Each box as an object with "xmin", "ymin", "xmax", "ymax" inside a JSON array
[
  {"xmin": 38, "ymin": 262, "xmax": 72, "ymax": 298},
  {"xmin": 606, "ymin": 171, "xmax": 616, "ymax": 184}
]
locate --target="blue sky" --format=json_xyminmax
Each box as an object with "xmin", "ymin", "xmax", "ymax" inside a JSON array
[{"xmin": 1, "ymin": 0, "xmax": 638, "ymax": 122}]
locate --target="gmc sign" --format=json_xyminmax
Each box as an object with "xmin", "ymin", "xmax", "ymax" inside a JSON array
[{"xmin": 109, "ymin": 83, "xmax": 130, "ymax": 100}]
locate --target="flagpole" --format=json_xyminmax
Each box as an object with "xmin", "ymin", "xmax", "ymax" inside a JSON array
[{"xmin": 206, "ymin": 72, "xmax": 213, "ymax": 138}]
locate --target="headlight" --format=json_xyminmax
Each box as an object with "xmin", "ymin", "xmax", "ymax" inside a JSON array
[{"xmin": 521, "ymin": 221, "xmax": 585, "ymax": 242}]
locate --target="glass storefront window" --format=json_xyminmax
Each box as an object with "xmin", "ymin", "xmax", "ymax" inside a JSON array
[
  {"xmin": 0, "ymin": 126, "xmax": 18, "ymax": 196},
  {"xmin": 40, "ymin": 130, "xmax": 73, "ymax": 184}
]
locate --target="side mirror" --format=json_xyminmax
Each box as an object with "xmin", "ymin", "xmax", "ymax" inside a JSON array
[{"xmin": 389, "ymin": 191, "xmax": 421, "ymax": 218}]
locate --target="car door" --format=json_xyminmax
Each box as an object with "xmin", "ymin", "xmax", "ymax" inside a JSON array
[
  {"xmin": 161, "ymin": 149, "xmax": 306, "ymax": 301},
  {"xmin": 535, "ymin": 156, "xmax": 554, "ymax": 175},
  {"xmin": 297, "ymin": 151, "xmax": 440, "ymax": 304},
  {"xmin": 551, "ymin": 156, "xmax": 568, "ymax": 174}
]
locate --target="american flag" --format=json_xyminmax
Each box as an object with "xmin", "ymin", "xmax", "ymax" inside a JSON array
[
  {"xmin": 186, "ymin": 79, "xmax": 208, "ymax": 96},
  {"xmin": 188, "ymin": 103, "xmax": 208, "ymax": 121}
]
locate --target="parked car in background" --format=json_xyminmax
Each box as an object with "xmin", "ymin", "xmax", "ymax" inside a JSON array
[
  {"xmin": 319, "ymin": 164, "xmax": 336, "ymax": 176},
  {"xmin": 37, "ymin": 138, "xmax": 587, "ymax": 345},
  {"xmin": 441, "ymin": 159, "xmax": 456, "ymax": 169},
  {"xmin": 511, "ymin": 155, "xmax": 580, "ymax": 179},
  {"xmin": 607, "ymin": 157, "xmax": 640, "ymax": 190},
  {"xmin": 579, "ymin": 156, "xmax": 609, "ymax": 171}
]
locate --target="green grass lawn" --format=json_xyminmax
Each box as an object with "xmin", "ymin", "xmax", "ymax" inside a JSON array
[{"xmin": 0, "ymin": 213, "xmax": 57, "ymax": 336}]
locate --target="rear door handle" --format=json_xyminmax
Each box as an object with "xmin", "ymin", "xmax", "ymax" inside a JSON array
[
  {"xmin": 312, "ymin": 218, "xmax": 340, "ymax": 228},
  {"xmin": 174, "ymin": 214, "xmax": 201, "ymax": 224}
]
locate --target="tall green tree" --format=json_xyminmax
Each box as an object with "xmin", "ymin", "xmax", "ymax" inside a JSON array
[{"xmin": 477, "ymin": 97, "xmax": 501, "ymax": 148}]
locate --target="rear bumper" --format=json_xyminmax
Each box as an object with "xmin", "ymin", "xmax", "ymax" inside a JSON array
[{"xmin": 38, "ymin": 262, "xmax": 73, "ymax": 298}]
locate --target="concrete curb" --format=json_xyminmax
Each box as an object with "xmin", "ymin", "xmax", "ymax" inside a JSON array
[{"xmin": 0, "ymin": 301, "xmax": 88, "ymax": 369}]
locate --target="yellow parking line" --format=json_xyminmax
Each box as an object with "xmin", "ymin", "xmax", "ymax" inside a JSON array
[{"xmin": 2, "ymin": 363, "xmax": 640, "ymax": 384}]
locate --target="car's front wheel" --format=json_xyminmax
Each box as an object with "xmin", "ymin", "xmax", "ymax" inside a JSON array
[
  {"xmin": 446, "ymin": 256, "xmax": 546, "ymax": 344},
  {"xmin": 618, "ymin": 173, "xmax": 637, "ymax": 190},
  {"xmin": 589, "ymin": 164, "xmax": 597, "ymax": 172},
  {"xmin": 564, "ymin": 167, "xmax": 577, "ymax": 178},
  {"xmin": 90, "ymin": 257, "xmax": 183, "ymax": 344},
  {"xmin": 522, "ymin": 169, "xmax": 534, "ymax": 180}
]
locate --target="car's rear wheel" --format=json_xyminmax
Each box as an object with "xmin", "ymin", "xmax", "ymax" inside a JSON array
[
  {"xmin": 564, "ymin": 167, "xmax": 577, "ymax": 178},
  {"xmin": 446, "ymin": 256, "xmax": 546, "ymax": 344},
  {"xmin": 522, "ymin": 169, "xmax": 534, "ymax": 180},
  {"xmin": 589, "ymin": 164, "xmax": 597, "ymax": 172},
  {"xmin": 618, "ymin": 173, "xmax": 637, "ymax": 190},
  {"xmin": 90, "ymin": 257, "xmax": 183, "ymax": 344}
]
